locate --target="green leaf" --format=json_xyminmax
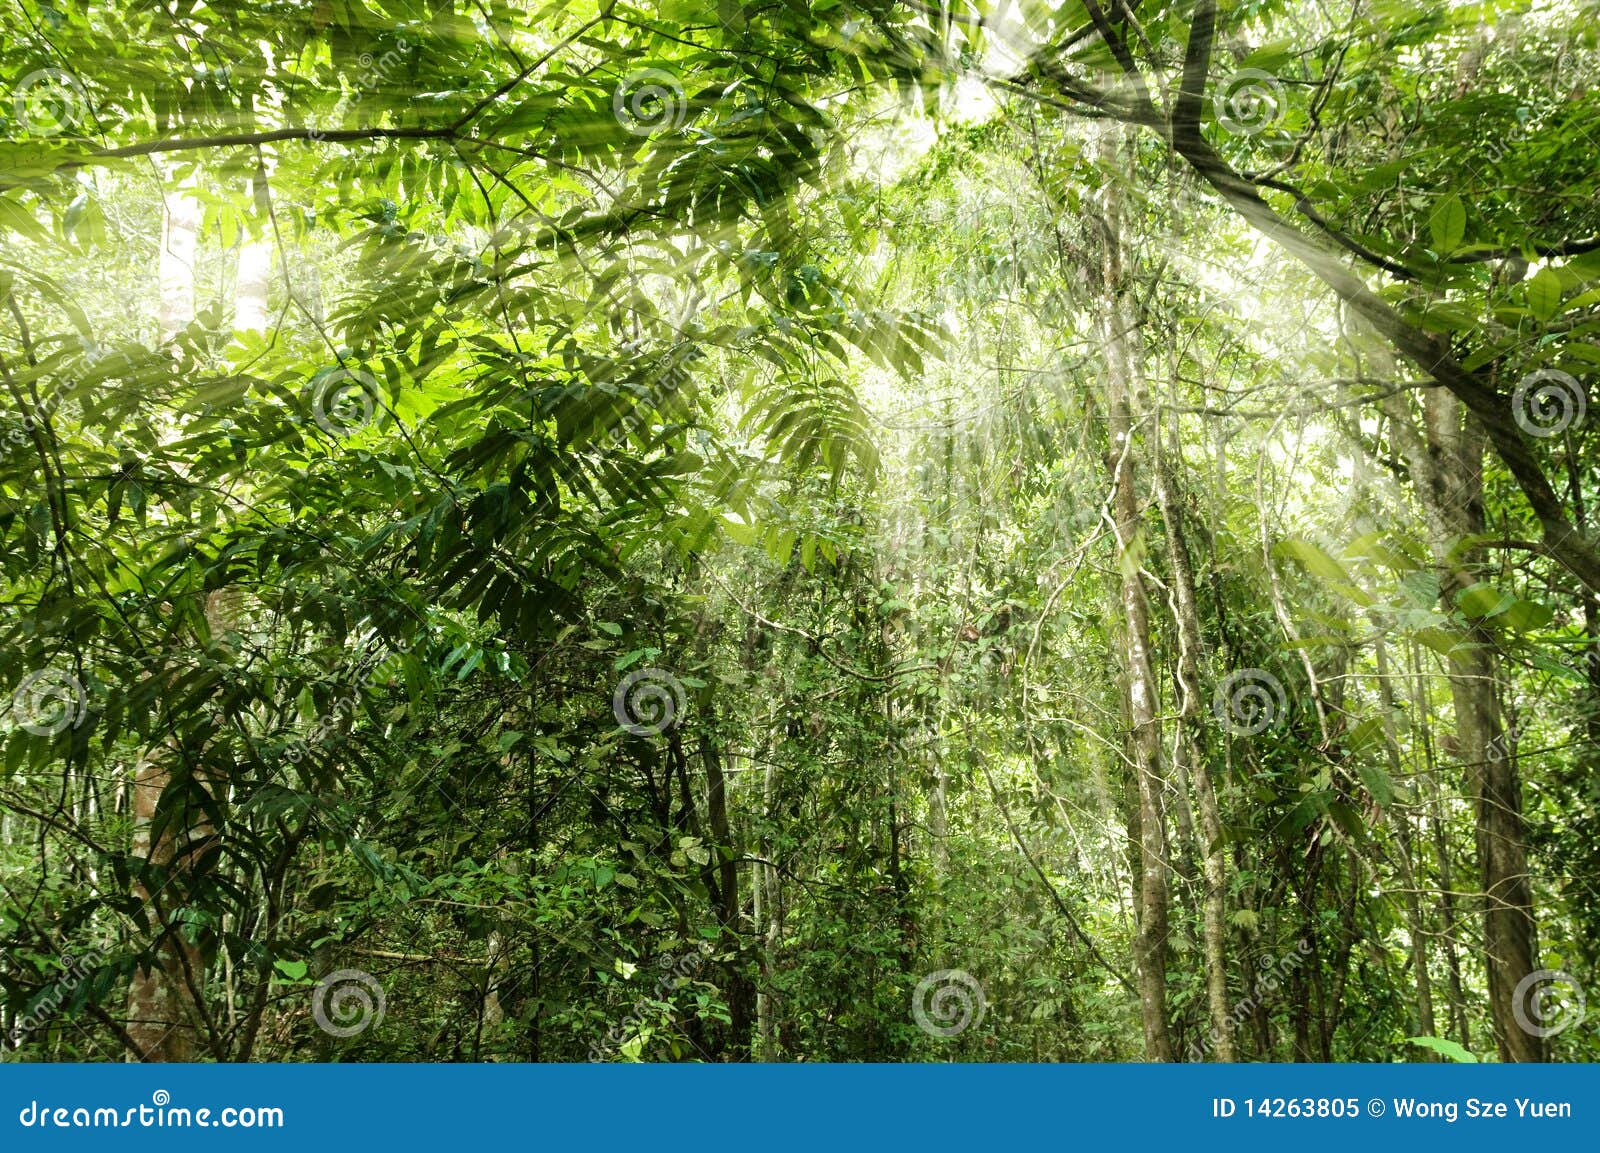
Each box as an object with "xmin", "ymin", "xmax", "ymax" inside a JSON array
[
  {"xmin": 1455, "ymin": 582, "xmax": 1512, "ymax": 619},
  {"xmin": 1357, "ymin": 763, "xmax": 1395, "ymax": 807},
  {"xmin": 1527, "ymin": 266, "xmax": 1564, "ymax": 321},
  {"xmin": 1428, "ymin": 195, "xmax": 1466, "ymax": 253},
  {"xmin": 720, "ymin": 516, "xmax": 759, "ymax": 546},
  {"xmin": 1407, "ymin": 1035, "xmax": 1479, "ymax": 1063},
  {"xmin": 0, "ymin": 195, "xmax": 49, "ymax": 244},
  {"xmin": 1500, "ymin": 599, "xmax": 1555, "ymax": 632},
  {"xmin": 1274, "ymin": 538, "xmax": 1351, "ymax": 583},
  {"xmin": 456, "ymin": 648, "xmax": 484, "ymax": 680},
  {"xmin": 273, "ymin": 959, "xmax": 309, "ymax": 981}
]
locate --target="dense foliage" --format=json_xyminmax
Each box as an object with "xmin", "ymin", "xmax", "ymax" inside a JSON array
[{"xmin": 2, "ymin": 0, "xmax": 1597, "ymax": 1063}]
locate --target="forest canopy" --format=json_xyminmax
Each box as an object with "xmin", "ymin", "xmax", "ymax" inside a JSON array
[{"xmin": 1, "ymin": 0, "xmax": 1598, "ymax": 1063}]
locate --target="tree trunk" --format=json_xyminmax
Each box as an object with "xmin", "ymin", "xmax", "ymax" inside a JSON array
[
  {"xmin": 700, "ymin": 728, "xmax": 753, "ymax": 1059},
  {"xmin": 1153, "ymin": 409, "xmax": 1234, "ymax": 1061},
  {"xmin": 1094, "ymin": 125, "xmax": 1173, "ymax": 1062},
  {"xmin": 125, "ymin": 755, "xmax": 203, "ymax": 1062},
  {"xmin": 1374, "ymin": 634, "xmax": 1436, "ymax": 1052},
  {"xmin": 1411, "ymin": 639, "xmax": 1473, "ymax": 1049},
  {"xmin": 1383, "ymin": 388, "xmax": 1542, "ymax": 1061}
]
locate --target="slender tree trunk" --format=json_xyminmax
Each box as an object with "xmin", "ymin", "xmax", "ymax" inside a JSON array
[
  {"xmin": 1375, "ymin": 634, "xmax": 1436, "ymax": 1051},
  {"xmin": 126, "ymin": 757, "xmax": 203, "ymax": 1062},
  {"xmin": 1384, "ymin": 389, "xmax": 1542, "ymax": 1061},
  {"xmin": 700, "ymin": 727, "xmax": 753, "ymax": 1059},
  {"xmin": 1153, "ymin": 407, "xmax": 1234, "ymax": 1061},
  {"xmin": 156, "ymin": 172, "xmax": 197, "ymax": 336},
  {"xmin": 1094, "ymin": 125, "xmax": 1173, "ymax": 1062},
  {"xmin": 751, "ymin": 779, "xmax": 769, "ymax": 1060},
  {"xmin": 759, "ymin": 753, "xmax": 783, "ymax": 1058},
  {"xmin": 235, "ymin": 227, "xmax": 272, "ymax": 333},
  {"xmin": 1412, "ymin": 639, "xmax": 1473, "ymax": 1048}
]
